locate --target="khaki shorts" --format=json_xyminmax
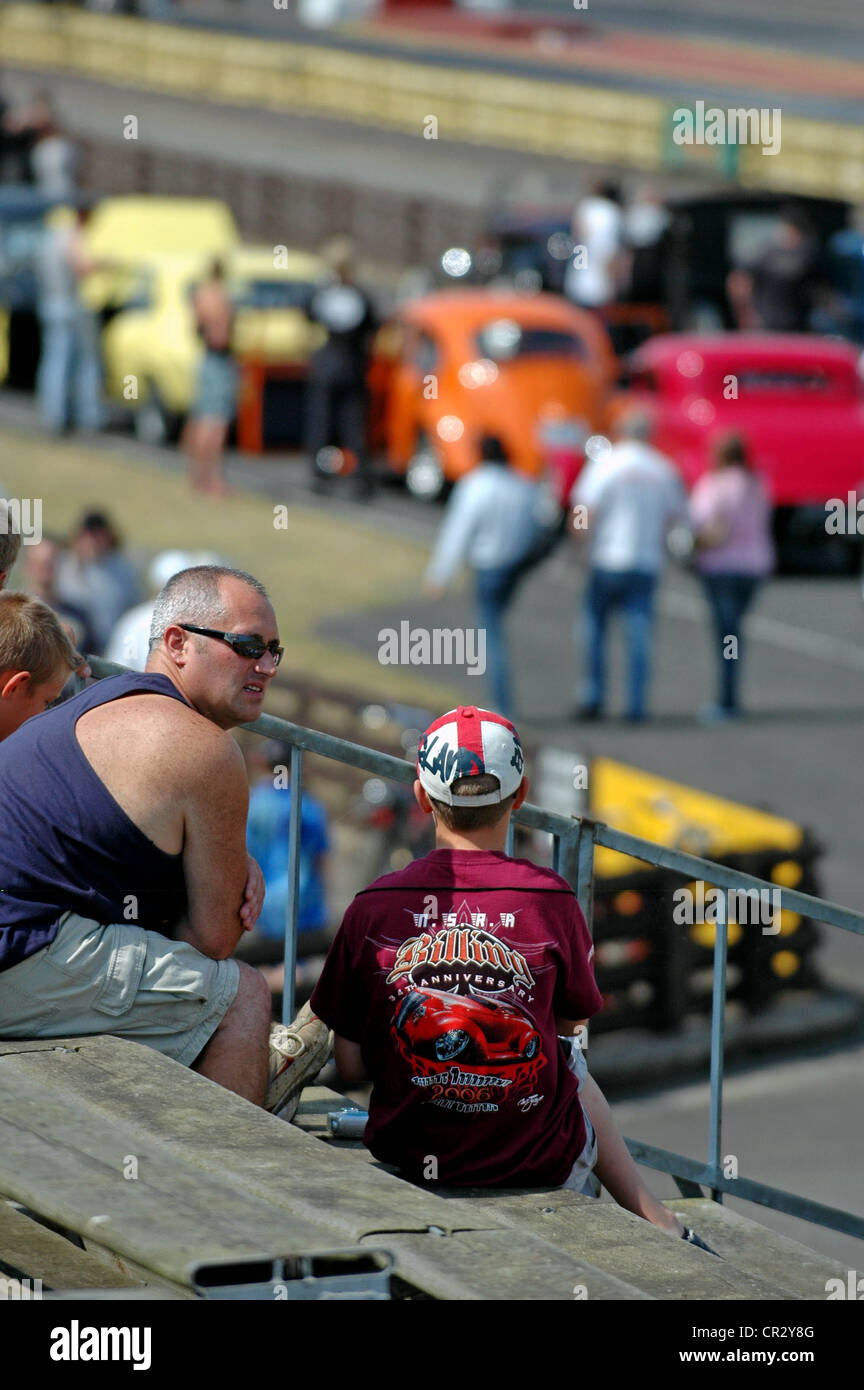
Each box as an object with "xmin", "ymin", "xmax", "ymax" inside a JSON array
[
  {"xmin": 560, "ymin": 1037, "xmax": 600, "ymax": 1198},
  {"xmin": 0, "ymin": 912, "xmax": 240, "ymax": 1067}
]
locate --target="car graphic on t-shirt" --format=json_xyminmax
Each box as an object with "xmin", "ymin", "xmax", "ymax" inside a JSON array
[{"xmin": 394, "ymin": 987, "xmax": 541, "ymax": 1066}]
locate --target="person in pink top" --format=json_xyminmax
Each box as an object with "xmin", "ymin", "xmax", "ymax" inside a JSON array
[{"xmin": 690, "ymin": 433, "xmax": 775, "ymax": 720}]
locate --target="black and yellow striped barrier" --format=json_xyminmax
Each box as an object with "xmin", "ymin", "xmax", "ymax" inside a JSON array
[{"xmin": 2, "ymin": 3, "xmax": 864, "ymax": 200}]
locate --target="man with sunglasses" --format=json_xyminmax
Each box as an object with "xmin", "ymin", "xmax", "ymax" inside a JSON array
[{"xmin": 0, "ymin": 564, "xmax": 331, "ymax": 1118}]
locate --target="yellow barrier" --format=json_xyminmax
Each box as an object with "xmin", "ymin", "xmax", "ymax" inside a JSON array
[{"xmin": 2, "ymin": 3, "xmax": 863, "ymax": 199}]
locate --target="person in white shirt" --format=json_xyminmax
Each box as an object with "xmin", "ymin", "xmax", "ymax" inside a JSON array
[
  {"xmin": 424, "ymin": 436, "xmax": 555, "ymax": 716},
  {"xmin": 571, "ymin": 414, "xmax": 687, "ymax": 722},
  {"xmin": 564, "ymin": 181, "xmax": 624, "ymax": 309},
  {"xmin": 105, "ymin": 550, "xmax": 222, "ymax": 671}
]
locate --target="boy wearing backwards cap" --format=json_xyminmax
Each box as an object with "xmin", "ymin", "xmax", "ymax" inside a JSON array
[{"xmin": 311, "ymin": 705, "xmax": 716, "ymax": 1250}]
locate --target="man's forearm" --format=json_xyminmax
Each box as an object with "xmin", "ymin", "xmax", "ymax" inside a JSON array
[{"xmin": 176, "ymin": 914, "xmax": 245, "ymax": 960}]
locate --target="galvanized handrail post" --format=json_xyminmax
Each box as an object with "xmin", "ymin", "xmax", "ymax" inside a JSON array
[
  {"xmin": 708, "ymin": 885, "xmax": 728, "ymax": 1202},
  {"xmin": 575, "ymin": 815, "xmax": 598, "ymax": 936},
  {"xmin": 282, "ymin": 745, "xmax": 304, "ymax": 1026}
]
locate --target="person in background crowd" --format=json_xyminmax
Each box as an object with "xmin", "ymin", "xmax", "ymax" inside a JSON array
[
  {"xmin": 727, "ymin": 207, "xmax": 822, "ymax": 333},
  {"xmin": 305, "ymin": 236, "xmax": 378, "ymax": 501},
  {"xmin": 0, "ymin": 591, "xmax": 80, "ymax": 742},
  {"xmin": 822, "ymin": 207, "xmax": 864, "ymax": 344},
  {"xmin": 423, "ymin": 434, "xmax": 557, "ymax": 718},
  {"xmin": 35, "ymin": 203, "xmax": 105, "ymax": 436},
  {"xmin": 571, "ymin": 413, "xmax": 687, "ymax": 723},
  {"xmin": 564, "ymin": 179, "xmax": 624, "ymax": 309},
  {"xmin": 1, "ymin": 89, "xmax": 77, "ymax": 192},
  {"xmin": 238, "ymin": 739, "xmax": 332, "ymax": 1004},
  {"xmin": 183, "ymin": 258, "xmax": 237, "ymax": 497},
  {"xmin": 689, "ymin": 433, "xmax": 775, "ymax": 722},
  {"xmin": 621, "ymin": 182, "xmax": 670, "ymax": 303},
  {"xmin": 0, "ymin": 498, "xmax": 22, "ymax": 590},
  {"xmin": 55, "ymin": 510, "xmax": 140, "ymax": 654},
  {"xmin": 21, "ymin": 536, "xmax": 94, "ymax": 653},
  {"xmin": 105, "ymin": 549, "xmax": 222, "ymax": 670}
]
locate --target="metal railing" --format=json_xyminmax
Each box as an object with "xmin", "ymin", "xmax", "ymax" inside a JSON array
[{"xmin": 90, "ymin": 659, "xmax": 864, "ymax": 1242}]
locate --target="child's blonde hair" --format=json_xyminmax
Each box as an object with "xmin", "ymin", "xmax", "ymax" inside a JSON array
[
  {"xmin": 0, "ymin": 501, "xmax": 23, "ymax": 579},
  {"xmin": 0, "ymin": 592, "xmax": 79, "ymax": 686}
]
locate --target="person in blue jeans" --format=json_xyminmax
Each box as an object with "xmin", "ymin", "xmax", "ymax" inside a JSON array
[
  {"xmin": 582, "ymin": 568, "xmax": 657, "ymax": 723},
  {"xmin": 36, "ymin": 207, "xmax": 105, "ymax": 435},
  {"xmin": 424, "ymin": 434, "xmax": 558, "ymax": 717},
  {"xmin": 689, "ymin": 433, "xmax": 775, "ymax": 720},
  {"xmin": 571, "ymin": 415, "xmax": 687, "ymax": 722}
]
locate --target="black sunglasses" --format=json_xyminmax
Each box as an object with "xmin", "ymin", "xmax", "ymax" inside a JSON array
[{"xmin": 179, "ymin": 624, "xmax": 283, "ymax": 666}]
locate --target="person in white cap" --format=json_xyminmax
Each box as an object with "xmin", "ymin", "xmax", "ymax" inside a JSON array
[
  {"xmin": 104, "ymin": 550, "xmax": 222, "ymax": 670},
  {"xmin": 311, "ymin": 704, "xmax": 718, "ymax": 1253}
]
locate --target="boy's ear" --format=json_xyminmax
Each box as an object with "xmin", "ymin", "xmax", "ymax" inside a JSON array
[
  {"xmin": 0, "ymin": 669, "xmax": 31, "ymax": 701},
  {"xmin": 413, "ymin": 778, "xmax": 434, "ymax": 816},
  {"xmin": 513, "ymin": 777, "xmax": 529, "ymax": 811}
]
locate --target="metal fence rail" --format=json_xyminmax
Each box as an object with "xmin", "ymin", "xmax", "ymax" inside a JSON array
[{"xmin": 89, "ymin": 657, "xmax": 864, "ymax": 1242}]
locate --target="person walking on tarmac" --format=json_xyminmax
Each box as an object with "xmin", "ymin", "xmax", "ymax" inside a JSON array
[
  {"xmin": 183, "ymin": 259, "xmax": 237, "ymax": 497},
  {"xmin": 305, "ymin": 237, "xmax": 378, "ymax": 501}
]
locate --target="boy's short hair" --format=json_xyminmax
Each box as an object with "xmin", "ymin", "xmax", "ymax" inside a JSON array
[
  {"xmin": 428, "ymin": 773, "xmax": 518, "ymax": 831},
  {"xmin": 0, "ymin": 501, "xmax": 23, "ymax": 579},
  {"xmin": 0, "ymin": 592, "xmax": 79, "ymax": 686}
]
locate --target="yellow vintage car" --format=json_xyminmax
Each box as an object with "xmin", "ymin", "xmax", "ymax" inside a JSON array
[
  {"xmin": 100, "ymin": 245, "xmax": 327, "ymax": 442},
  {"xmin": 80, "ymin": 195, "xmax": 239, "ymax": 315}
]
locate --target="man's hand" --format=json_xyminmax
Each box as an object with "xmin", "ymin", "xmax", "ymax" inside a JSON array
[{"xmin": 240, "ymin": 855, "xmax": 265, "ymax": 933}]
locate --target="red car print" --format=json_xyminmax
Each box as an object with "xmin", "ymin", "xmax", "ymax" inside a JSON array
[{"xmin": 395, "ymin": 987, "xmax": 541, "ymax": 1066}]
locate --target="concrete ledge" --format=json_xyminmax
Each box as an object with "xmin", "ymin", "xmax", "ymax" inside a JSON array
[{"xmin": 663, "ymin": 1197, "xmax": 849, "ymax": 1299}]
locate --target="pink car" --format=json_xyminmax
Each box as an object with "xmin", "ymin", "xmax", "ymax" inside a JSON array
[{"xmin": 620, "ymin": 334, "xmax": 864, "ymax": 567}]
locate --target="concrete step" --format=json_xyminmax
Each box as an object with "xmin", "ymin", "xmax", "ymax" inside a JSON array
[
  {"xmin": 662, "ymin": 1197, "xmax": 849, "ymax": 1300},
  {"xmin": 298, "ymin": 1086, "xmax": 847, "ymax": 1300}
]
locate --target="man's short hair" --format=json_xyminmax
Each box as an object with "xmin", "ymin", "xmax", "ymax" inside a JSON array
[
  {"xmin": 428, "ymin": 773, "xmax": 518, "ymax": 831},
  {"xmin": 0, "ymin": 500, "xmax": 23, "ymax": 580},
  {"xmin": 0, "ymin": 592, "xmax": 79, "ymax": 686},
  {"xmin": 479, "ymin": 434, "xmax": 509, "ymax": 465},
  {"xmin": 149, "ymin": 565, "xmax": 270, "ymax": 652},
  {"xmin": 616, "ymin": 411, "xmax": 653, "ymax": 444}
]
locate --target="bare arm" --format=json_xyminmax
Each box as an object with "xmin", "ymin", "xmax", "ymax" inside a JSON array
[
  {"xmin": 180, "ymin": 735, "xmax": 251, "ymax": 960},
  {"xmin": 334, "ymin": 1035, "xmax": 367, "ymax": 1085}
]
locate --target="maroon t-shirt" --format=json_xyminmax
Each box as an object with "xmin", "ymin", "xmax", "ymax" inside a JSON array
[{"xmin": 311, "ymin": 848, "xmax": 603, "ymax": 1187}]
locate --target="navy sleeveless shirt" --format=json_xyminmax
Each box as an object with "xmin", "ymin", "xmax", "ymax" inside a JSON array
[{"xmin": 0, "ymin": 672, "xmax": 190, "ymax": 971}]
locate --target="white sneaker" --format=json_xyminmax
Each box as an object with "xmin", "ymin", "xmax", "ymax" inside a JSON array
[{"xmin": 266, "ymin": 1003, "xmax": 333, "ymax": 1122}]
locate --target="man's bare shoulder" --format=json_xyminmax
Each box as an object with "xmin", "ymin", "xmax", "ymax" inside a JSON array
[{"xmin": 77, "ymin": 690, "xmax": 241, "ymax": 774}]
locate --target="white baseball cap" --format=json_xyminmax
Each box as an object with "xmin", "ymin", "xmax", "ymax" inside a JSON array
[{"xmin": 416, "ymin": 705, "xmax": 525, "ymax": 806}]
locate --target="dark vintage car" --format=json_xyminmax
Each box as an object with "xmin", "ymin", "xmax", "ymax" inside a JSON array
[
  {"xmin": 469, "ymin": 192, "xmax": 852, "ymax": 343},
  {"xmin": 394, "ymin": 987, "xmax": 541, "ymax": 1066}
]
